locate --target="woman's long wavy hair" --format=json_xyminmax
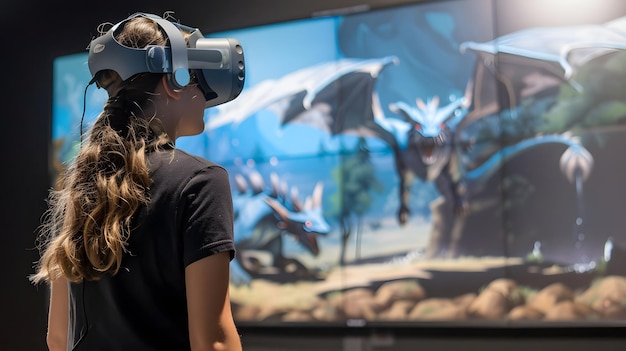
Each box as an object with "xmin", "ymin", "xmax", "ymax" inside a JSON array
[{"xmin": 30, "ymin": 16, "xmax": 179, "ymax": 284}]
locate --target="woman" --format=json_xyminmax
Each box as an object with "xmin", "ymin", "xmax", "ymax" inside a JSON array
[{"xmin": 30, "ymin": 13, "xmax": 243, "ymax": 351}]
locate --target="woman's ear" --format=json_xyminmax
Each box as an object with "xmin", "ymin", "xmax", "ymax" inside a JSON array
[{"xmin": 160, "ymin": 75, "xmax": 182, "ymax": 100}]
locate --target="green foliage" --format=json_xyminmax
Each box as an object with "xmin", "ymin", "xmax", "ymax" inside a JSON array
[
  {"xmin": 540, "ymin": 51, "xmax": 626, "ymax": 134},
  {"xmin": 582, "ymin": 101, "xmax": 626, "ymax": 128},
  {"xmin": 539, "ymin": 95, "xmax": 593, "ymax": 134},
  {"xmin": 327, "ymin": 137, "xmax": 384, "ymax": 219},
  {"xmin": 516, "ymin": 285, "xmax": 538, "ymax": 302},
  {"xmin": 525, "ymin": 251, "xmax": 543, "ymax": 263}
]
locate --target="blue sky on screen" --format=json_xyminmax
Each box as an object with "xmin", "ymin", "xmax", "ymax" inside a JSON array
[{"xmin": 206, "ymin": 16, "xmax": 341, "ymax": 87}]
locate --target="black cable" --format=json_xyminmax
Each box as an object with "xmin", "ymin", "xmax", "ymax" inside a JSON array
[
  {"xmin": 70, "ymin": 281, "xmax": 89, "ymax": 350},
  {"xmin": 81, "ymin": 75, "xmax": 99, "ymax": 143}
]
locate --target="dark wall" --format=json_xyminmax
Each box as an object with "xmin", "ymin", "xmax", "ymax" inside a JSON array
[{"xmin": 3, "ymin": 1, "xmax": 625, "ymax": 350}]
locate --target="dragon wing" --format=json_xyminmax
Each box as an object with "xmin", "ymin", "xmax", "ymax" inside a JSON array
[
  {"xmin": 206, "ymin": 55, "xmax": 401, "ymax": 146},
  {"xmin": 457, "ymin": 15, "xmax": 626, "ymax": 129}
]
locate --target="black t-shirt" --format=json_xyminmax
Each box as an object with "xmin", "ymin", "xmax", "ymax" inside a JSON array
[{"xmin": 68, "ymin": 148, "xmax": 236, "ymax": 351}]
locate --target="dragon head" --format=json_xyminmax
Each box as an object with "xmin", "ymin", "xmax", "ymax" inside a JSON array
[
  {"xmin": 265, "ymin": 181, "xmax": 329, "ymax": 256},
  {"xmin": 389, "ymin": 95, "xmax": 468, "ymax": 165}
]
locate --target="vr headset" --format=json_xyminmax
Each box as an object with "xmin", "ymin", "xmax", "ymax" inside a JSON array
[{"xmin": 87, "ymin": 12, "xmax": 245, "ymax": 108}]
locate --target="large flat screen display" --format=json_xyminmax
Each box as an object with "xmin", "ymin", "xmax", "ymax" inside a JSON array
[{"xmin": 52, "ymin": 0, "xmax": 626, "ymax": 327}]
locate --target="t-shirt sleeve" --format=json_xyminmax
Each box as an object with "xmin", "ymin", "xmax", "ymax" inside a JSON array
[{"xmin": 179, "ymin": 165, "xmax": 236, "ymax": 267}]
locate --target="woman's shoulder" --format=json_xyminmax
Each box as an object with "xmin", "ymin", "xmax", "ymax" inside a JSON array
[
  {"xmin": 148, "ymin": 148, "xmax": 227, "ymax": 178},
  {"xmin": 147, "ymin": 148, "xmax": 231, "ymax": 202}
]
